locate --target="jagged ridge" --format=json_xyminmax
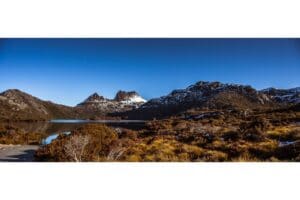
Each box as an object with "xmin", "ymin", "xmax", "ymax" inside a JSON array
[
  {"xmin": 122, "ymin": 81, "xmax": 278, "ymax": 119},
  {"xmin": 76, "ymin": 91, "xmax": 146, "ymax": 114},
  {"xmin": 261, "ymin": 87, "xmax": 300, "ymax": 104}
]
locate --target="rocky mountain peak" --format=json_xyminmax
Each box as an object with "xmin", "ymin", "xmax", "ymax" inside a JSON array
[
  {"xmin": 1, "ymin": 89, "xmax": 27, "ymax": 97},
  {"xmin": 114, "ymin": 90, "xmax": 146, "ymax": 103},
  {"xmin": 194, "ymin": 81, "xmax": 221, "ymax": 88},
  {"xmin": 76, "ymin": 90, "xmax": 146, "ymax": 114},
  {"xmin": 114, "ymin": 90, "xmax": 137, "ymax": 101},
  {"xmin": 187, "ymin": 81, "xmax": 256, "ymax": 93},
  {"xmin": 0, "ymin": 89, "xmax": 41, "ymax": 105},
  {"xmin": 83, "ymin": 92, "xmax": 105, "ymax": 103}
]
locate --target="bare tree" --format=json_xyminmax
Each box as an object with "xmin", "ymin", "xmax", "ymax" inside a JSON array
[
  {"xmin": 107, "ymin": 146, "xmax": 127, "ymax": 161},
  {"xmin": 64, "ymin": 135, "xmax": 90, "ymax": 162}
]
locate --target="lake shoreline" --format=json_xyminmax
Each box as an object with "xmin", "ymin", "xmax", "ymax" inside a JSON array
[{"xmin": 50, "ymin": 119, "xmax": 146, "ymax": 124}]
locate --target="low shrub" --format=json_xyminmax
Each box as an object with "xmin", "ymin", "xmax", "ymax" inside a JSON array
[
  {"xmin": 0, "ymin": 125, "xmax": 44, "ymax": 145},
  {"xmin": 35, "ymin": 124, "xmax": 118, "ymax": 162}
]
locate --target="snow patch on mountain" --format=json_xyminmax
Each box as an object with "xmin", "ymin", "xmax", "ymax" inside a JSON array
[
  {"xmin": 121, "ymin": 95, "xmax": 147, "ymax": 104},
  {"xmin": 141, "ymin": 81, "xmax": 273, "ymax": 109},
  {"xmin": 77, "ymin": 90, "xmax": 147, "ymax": 113}
]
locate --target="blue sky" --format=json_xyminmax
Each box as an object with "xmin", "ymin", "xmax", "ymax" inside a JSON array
[{"xmin": 0, "ymin": 39, "xmax": 299, "ymax": 106}]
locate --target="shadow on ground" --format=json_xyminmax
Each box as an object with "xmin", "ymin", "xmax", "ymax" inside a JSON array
[
  {"xmin": 0, "ymin": 146, "xmax": 38, "ymax": 162},
  {"xmin": 0, "ymin": 149, "xmax": 36, "ymax": 162}
]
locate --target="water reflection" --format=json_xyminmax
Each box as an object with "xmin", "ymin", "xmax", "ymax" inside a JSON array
[
  {"xmin": 50, "ymin": 119, "xmax": 145, "ymax": 124},
  {"xmin": 2, "ymin": 120, "xmax": 146, "ymax": 145}
]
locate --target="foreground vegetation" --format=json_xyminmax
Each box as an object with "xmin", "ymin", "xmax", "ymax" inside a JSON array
[
  {"xmin": 0, "ymin": 106, "xmax": 299, "ymax": 162},
  {"xmin": 34, "ymin": 108, "xmax": 300, "ymax": 162},
  {"xmin": 0, "ymin": 124, "xmax": 45, "ymax": 145}
]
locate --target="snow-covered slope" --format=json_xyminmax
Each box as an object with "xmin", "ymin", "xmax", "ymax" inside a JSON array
[
  {"xmin": 114, "ymin": 90, "xmax": 146, "ymax": 104},
  {"xmin": 121, "ymin": 95, "xmax": 147, "ymax": 104}
]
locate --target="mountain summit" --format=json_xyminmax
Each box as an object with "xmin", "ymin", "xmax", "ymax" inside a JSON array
[
  {"xmin": 76, "ymin": 90, "xmax": 146, "ymax": 114},
  {"xmin": 114, "ymin": 90, "xmax": 146, "ymax": 104},
  {"xmin": 83, "ymin": 92, "xmax": 105, "ymax": 103}
]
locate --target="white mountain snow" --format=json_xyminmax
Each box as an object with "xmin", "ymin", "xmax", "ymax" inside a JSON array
[
  {"xmin": 121, "ymin": 95, "xmax": 147, "ymax": 104},
  {"xmin": 77, "ymin": 91, "xmax": 147, "ymax": 113}
]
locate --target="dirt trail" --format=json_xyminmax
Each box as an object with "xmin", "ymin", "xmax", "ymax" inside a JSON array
[{"xmin": 0, "ymin": 145, "xmax": 39, "ymax": 162}]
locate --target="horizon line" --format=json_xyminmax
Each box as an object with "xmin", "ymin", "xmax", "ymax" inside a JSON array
[{"xmin": 1, "ymin": 80, "xmax": 300, "ymax": 107}]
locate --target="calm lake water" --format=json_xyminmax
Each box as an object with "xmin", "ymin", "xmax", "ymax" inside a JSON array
[
  {"xmin": 4, "ymin": 119, "xmax": 146, "ymax": 145},
  {"xmin": 50, "ymin": 119, "xmax": 145, "ymax": 124}
]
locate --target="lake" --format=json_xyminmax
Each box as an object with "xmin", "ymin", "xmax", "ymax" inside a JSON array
[{"xmin": 3, "ymin": 119, "xmax": 146, "ymax": 145}]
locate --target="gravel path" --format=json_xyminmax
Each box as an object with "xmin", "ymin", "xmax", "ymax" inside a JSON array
[{"xmin": 0, "ymin": 145, "xmax": 39, "ymax": 162}]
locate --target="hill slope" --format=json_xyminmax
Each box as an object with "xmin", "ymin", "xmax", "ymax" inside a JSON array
[
  {"xmin": 0, "ymin": 89, "xmax": 76, "ymax": 121},
  {"xmin": 120, "ymin": 81, "xmax": 278, "ymax": 119}
]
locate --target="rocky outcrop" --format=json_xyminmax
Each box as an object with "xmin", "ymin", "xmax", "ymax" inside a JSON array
[
  {"xmin": 114, "ymin": 91, "xmax": 146, "ymax": 104},
  {"xmin": 82, "ymin": 93, "xmax": 105, "ymax": 102},
  {"xmin": 261, "ymin": 87, "xmax": 300, "ymax": 104}
]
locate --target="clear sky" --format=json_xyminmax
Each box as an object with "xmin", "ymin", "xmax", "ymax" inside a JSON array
[{"xmin": 0, "ymin": 38, "xmax": 299, "ymax": 106}]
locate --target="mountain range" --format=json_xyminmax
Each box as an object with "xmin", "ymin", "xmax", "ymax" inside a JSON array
[
  {"xmin": 0, "ymin": 81, "xmax": 299, "ymax": 121},
  {"xmin": 0, "ymin": 89, "xmax": 146, "ymax": 121}
]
